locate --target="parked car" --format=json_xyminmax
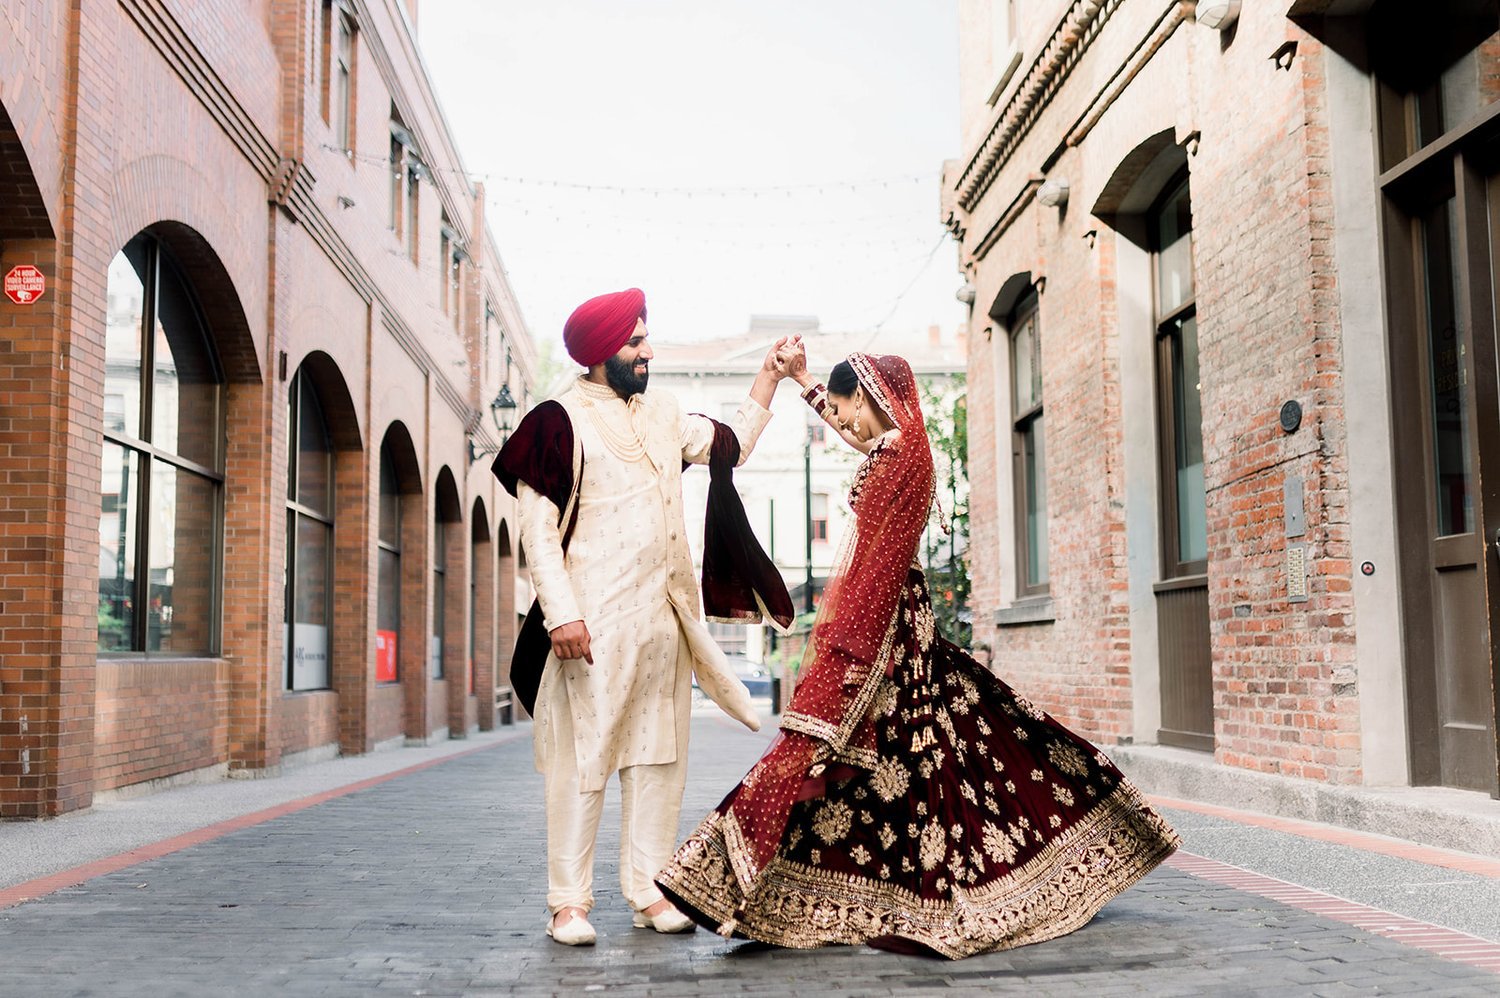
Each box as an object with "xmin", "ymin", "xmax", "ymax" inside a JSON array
[{"xmin": 699, "ymin": 653, "xmax": 769, "ymax": 699}]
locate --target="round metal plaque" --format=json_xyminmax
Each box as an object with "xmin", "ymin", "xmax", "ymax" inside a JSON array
[{"xmin": 1279, "ymin": 400, "xmax": 1303, "ymax": 434}]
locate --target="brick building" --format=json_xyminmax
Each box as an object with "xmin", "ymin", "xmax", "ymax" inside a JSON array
[
  {"xmin": 946, "ymin": 0, "xmax": 1500, "ymax": 799},
  {"xmin": 0, "ymin": 0, "xmax": 539, "ymax": 818}
]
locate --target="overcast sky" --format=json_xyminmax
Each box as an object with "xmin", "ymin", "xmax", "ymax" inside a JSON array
[{"xmin": 417, "ymin": 0, "xmax": 964, "ymax": 351}]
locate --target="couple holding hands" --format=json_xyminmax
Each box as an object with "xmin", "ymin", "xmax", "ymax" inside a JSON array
[{"xmin": 495, "ymin": 288, "xmax": 1177, "ymax": 959}]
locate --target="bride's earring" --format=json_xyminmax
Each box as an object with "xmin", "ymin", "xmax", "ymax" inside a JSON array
[{"xmin": 853, "ymin": 396, "xmax": 863, "ymax": 436}]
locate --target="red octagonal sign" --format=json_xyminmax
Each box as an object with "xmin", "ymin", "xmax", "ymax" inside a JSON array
[{"xmin": 4, "ymin": 265, "xmax": 46, "ymax": 305}]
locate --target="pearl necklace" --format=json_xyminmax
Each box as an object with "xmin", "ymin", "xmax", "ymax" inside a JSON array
[{"xmin": 575, "ymin": 379, "xmax": 649, "ymax": 464}]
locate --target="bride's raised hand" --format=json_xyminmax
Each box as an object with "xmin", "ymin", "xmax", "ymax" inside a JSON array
[{"xmin": 779, "ymin": 338, "xmax": 811, "ymax": 386}]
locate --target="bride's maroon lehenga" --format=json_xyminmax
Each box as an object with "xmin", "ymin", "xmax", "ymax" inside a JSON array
[{"xmin": 657, "ymin": 354, "xmax": 1180, "ymax": 960}]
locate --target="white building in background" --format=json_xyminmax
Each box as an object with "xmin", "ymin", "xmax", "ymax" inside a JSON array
[{"xmin": 651, "ymin": 316, "xmax": 966, "ymax": 664}]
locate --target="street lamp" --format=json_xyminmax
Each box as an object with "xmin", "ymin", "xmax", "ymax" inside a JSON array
[
  {"xmin": 467, "ymin": 384, "xmax": 518, "ymax": 464},
  {"xmin": 803, "ymin": 406, "xmax": 819, "ymax": 615}
]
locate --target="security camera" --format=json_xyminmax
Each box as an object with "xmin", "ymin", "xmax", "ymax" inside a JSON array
[
  {"xmin": 1037, "ymin": 178, "xmax": 1069, "ymax": 208},
  {"xmin": 1197, "ymin": 0, "xmax": 1240, "ymax": 30}
]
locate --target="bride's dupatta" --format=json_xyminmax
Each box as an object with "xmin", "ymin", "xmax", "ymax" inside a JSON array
[{"xmin": 712, "ymin": 354, "xmax": 936, "ymax": 900}]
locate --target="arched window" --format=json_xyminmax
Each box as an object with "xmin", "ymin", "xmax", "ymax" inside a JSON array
[
  {"xmin": 98, "ymin": 235, "xmax": 224, "ymax": 654},
  {"xmin": 376, "ymin": 439, "xmax": 401, "ymax": 683},
  {"xmin": 285, "ymin": 371, "xmax": 333, "ymax": 690}
]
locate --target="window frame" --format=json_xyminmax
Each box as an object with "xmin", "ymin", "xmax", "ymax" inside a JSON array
[
  {"xmin": 431, "ymin": 514, "xmax": 447, "ymax": 680},
  {"xmin": 1149, "ymin": 170, "xmax": 1208, "ymax": 581},
  {"xmin": 376, "ymin": 440, "xmax": 402, "ymax": 685},
  {"xmin": 332, "ymin": 3, "xmax": 356, "ymax": 154},
  {"xmin": 99, "ymin": 235, "xmax": 226, "ymax": 657},
  {"xmin": 284, "ymin": 371, "xmax": 335, "ymax": 692},
  {"xmin": 1008, "ymin": 289, "xmax": 1049, "ymax": 598}
]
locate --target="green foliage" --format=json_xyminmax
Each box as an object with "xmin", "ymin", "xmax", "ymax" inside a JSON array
[{"xmin": 921, "ymin": 375, "xmax": 971, "ymax": 648}]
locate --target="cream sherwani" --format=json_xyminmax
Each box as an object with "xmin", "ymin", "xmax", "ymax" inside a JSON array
[{"xmin": 517, "ymin": 376, "xmax": 770, "ymax": 914}]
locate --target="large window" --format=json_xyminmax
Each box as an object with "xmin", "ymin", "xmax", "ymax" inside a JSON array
[
  {"xmin": 811, "ymin": 493, "xmax": 830, "ymax": 542},
  {"xmin": 99, "ymin": 236, "xmax": 224, "ymax": 655},
  {"xmin": 285, "ymin": 372, "xmax": 333, "ymax": 691},
  {"xmin": 439, "ymin": 217, "xmax": 463, "ymax": 328},
  {"xmin": 388, "ymin": 115, "xmax": 421, "ymax": 263},
  {"xmin": 1151, "ymin": 174, "xmax": 1206, "ymax": 577},
  {"xmin": 321, "ymin": 1, "xmax": 356, "ymax": 151},
  {"xmin": 376, "ymin": 441, "xmax": 401, "ymax": 684},
  {"xmin": 1009, "ymin": 290, "xmax": 1048, "ymax": 595}
]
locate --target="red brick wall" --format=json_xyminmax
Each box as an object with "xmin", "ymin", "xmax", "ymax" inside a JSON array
[
  {"xmin": 1190, "ymin": 28, "xmax": 1358, "ymax": 783},
  {"xmin": 0, "ymin": 0, "xmax": 532, "ymax": 814},
  {"xmin": 957, "ymin": 5, "xmax": 1361, "ymax": 780},
  {"xmin": 278, "ymin": 690, "xmax": 340, "ymax": 758},
  {"xmin": 93, "ymin": 660, "xmax": 228, "ymax": 790}
]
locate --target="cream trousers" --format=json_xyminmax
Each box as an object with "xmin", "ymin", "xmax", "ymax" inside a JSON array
[{"xmin": 540, "ymin": 681, "xmax": 689, "ymax": 915}]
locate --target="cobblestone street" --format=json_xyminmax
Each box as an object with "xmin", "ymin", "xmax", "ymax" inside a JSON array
[{"xmin": 2, "ymin": 710, "xmax": 1499, "ymax": 997}]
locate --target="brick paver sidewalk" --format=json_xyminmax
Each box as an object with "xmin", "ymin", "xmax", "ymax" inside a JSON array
[{"xmin": 1, "ymin": 715, "xmax": 1496, "ymax": 997}]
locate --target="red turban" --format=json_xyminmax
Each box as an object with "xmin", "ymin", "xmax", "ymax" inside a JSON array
[{"xmin": 563, "ymin": 288, "xmax": 647, "ymax": 367}]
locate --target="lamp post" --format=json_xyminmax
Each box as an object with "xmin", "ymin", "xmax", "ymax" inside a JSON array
[
  {"xmin": 467, "ymin": 384, "xmax": 518, "ymax": 464},
  {"xmin": 803, "ymin": 407, "xmax": 817, "ymax": 615}
]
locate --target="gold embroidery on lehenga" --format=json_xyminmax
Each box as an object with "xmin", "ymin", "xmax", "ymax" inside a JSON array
[
  {"xmin": 812, "ymin": 801, "xmax": 853, "ymax": 845},
  {"xmin": 870, "ymin": 757, "xmax": 911, "ymax": 803},
  {"xmin": 656, "ymin": 785, "xmax": 1179, "ymax": 960},
  {"xmin": 878, "ymin": 823, "xmax": 897, "ymax": 849},
  {"xmin": 851, "ymin": 845, "xmax": 872, "ymax": 866},
  {"xmin": 983, "ymin": 822, "xmax": 1018, "ymax": 865},
  {"xmin": 1048, "ymin": 741, "xmax": 1090, "ymax": 778},
  {"xmin": 1052, "ymin": 784, "xmax": 1075, "ymax": 807},
  {"xmin": 919, "ymin": 819, "xmax": 946, "ymax": 871}
]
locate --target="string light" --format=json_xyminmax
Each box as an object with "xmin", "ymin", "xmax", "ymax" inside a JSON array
[{"xmin": 319, "ymin": 143, "xmax": 932, "ymax": 197}]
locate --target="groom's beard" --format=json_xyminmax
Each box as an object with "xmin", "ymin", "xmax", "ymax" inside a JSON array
[{"xmin": 604, "ymin": 354, "xmax": 649, "ymax": 398}]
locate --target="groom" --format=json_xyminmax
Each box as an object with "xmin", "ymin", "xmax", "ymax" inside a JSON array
[{"xmin": 495, "ymin": 288, "xmax": 797, "ymax": 945}]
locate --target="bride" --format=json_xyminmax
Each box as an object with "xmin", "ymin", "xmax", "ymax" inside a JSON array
[{"xmin": 655, "ymin": 350, "xmax": 1180, "ymax": 959}]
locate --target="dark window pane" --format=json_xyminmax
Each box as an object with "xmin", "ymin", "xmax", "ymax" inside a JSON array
[
  {"xmin": 147, "ymin": 463, "xmax": 217, "ymax": 654},
  {"xmin": 1023, "ymin": 415, "xmax": 1049, "ymax": 586},
  {"xmin": 379, "ymin": 446, "xmax": 400, "ymax": 544},
  {"xmin": 1415, "ymin": 29, "xmax": 1500, "ymax": 148},
  {"xmin": 378, "ymin": 547, "xmax": 401, "ymax": 632},
  {"xmin": 1172, "ymin": 315, "xmax": 1208, "ymax": 563},
  {"xmin": 1154, "ymin": 181, "xmax": 1195, "ymax": 314},
  {"xmin": 98, "ymin": 444, "xmax": 139, "ymax": 651},
  {"xmin": 296, "ymin": 377, "xmax": 333, "ymax": 514},
  {"xmin": 431, "ymin": 565, "xmax": 446, "ymax": 679},
  {"xmin": 104, "ymin": 246, "xmax": 147, "ymax": 440},
  {"xmin": 375, "ymin": 545, "xmax": 398, "ymax": 681},
  {"xmin": 289, "ymin": 513, "xmax": 332, "ymax": 690},
  {"xmin": 469, "ymin": 556, "xmax": 478, "ymax": 695},
  {"xmin": 1011, "ymin": 306, "xmax": 1040, "ymax": 414},
  {"xmin": 151, "ymin": 258, "xmax": 222, "ymax": 468},
  {"xmin": 1421, "ymin": 198, "xmax": 1474, "ymax": 536}
]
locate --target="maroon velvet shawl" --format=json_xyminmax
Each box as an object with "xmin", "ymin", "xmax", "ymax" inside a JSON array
[
  {"xmin": 698, "ymin": 421, "xmax": 795, "ymax": 632},
  {"xmin": 493, "ymin": 402, "xmax": 792, "ymax": 714},
  {"xmin": 492, "ymin": 401, "xmax": 579, "ymax": 715}
]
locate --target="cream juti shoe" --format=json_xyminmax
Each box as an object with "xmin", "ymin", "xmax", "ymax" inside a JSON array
[
  {"xmin": 546, "ymin": 908, "xmax": 596, "ymax": 946},
  {"xmin": 632, "ymin": 904, "xmax": 695, "ymax": 934}
]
